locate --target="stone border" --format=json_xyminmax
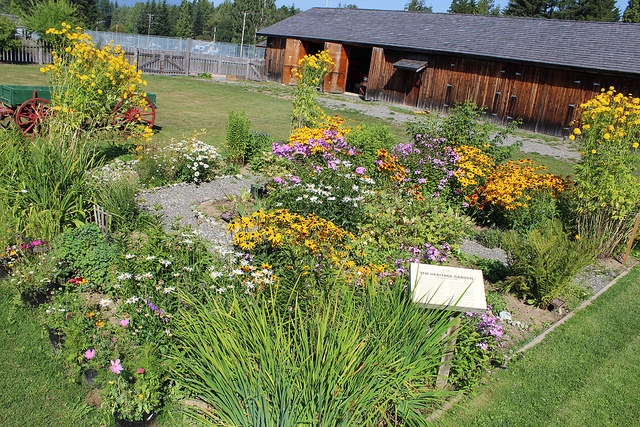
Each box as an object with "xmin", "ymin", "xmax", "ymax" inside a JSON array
[{"xmin": 426, "ymin": 263, "xmax": 635, "ymax": 422}]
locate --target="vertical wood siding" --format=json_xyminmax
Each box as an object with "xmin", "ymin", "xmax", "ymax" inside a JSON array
[
  {"xmin": 323, "ymin": 42, "xmax": 348, "ymax": 93},
  {"xmin": 367, "ymin": 47, "xmax": 640, "ymax": 136},
  {"xmin": 264, "ymin": 37, "xmax": 286, "ymax": 82},
  {"xmin": 282, "ymin": 38, "xmax": 306, "ymax": 86}
]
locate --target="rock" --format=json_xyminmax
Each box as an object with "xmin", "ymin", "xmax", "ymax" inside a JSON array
[{"xmin": 499, "ymin": 311, "xmax": 512, "ymax": 321}]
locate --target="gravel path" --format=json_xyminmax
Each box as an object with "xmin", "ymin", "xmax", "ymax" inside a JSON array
[{"xmin": 137, "ymin": 175, "xmax": 256, "ymax": 243}]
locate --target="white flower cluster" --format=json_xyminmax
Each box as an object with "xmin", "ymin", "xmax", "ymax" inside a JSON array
[
  {"xmin": 90, "ymin": 158, "xmax": 139, "ymax": 183},
  {"xmin": 207, "ymin": 246, "xmax": 275, "ymax": 295},
  {"xmin": 162, "ymin": 138, "xmax": 223, "ymax": 183}
]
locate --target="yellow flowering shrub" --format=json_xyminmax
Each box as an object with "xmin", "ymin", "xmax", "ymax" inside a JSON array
[
  {"xmin": 291, "ymin": 50, "xmax": 334, "ymax": 128},
  {"xmin": 41, "ymin": 23, "xmax": 152, "ymax": 144},
  {"xmin": 571, "ymin": 87, "xmax": 640, "ymax": 257},
  {"xmin": 468, "ymin": 159, "xmax": 567, "ymax": 211}
]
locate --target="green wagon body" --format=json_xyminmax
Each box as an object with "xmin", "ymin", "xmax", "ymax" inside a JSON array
[
  {"xmin": 0, "ymin": 85, "xmax": 52, "ymax": 106},
  {"xmin": 0, "ymin": 84, "xmax": 157, "ymax": 137},
  {"xmin": 0, "ymin": 85, "xmax": 156, "ymax": 107}
]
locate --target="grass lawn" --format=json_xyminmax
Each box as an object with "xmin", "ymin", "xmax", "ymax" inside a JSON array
[
  {"xmin": 438, "ymin": 265, "xmax": 640, "ymax": 426},
  {"xmin": 0, "ymin": 283, "xmax": 102, "ymax": 425}
]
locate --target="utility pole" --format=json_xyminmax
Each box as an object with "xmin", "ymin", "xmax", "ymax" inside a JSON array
[
  {"xmin": 240, "ymin": 11, "xmax": 247, "ymax": 57},
  {"xmin": 147, "ymin": 14, "xmax": 155, "ymax": 36}
]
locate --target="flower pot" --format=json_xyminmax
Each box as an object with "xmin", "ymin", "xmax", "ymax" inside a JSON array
[
  {"xmin": 82, "ymin": 368, "xmax": 101, "ymax": 389},
  {"xmin": 114, "ymin": 412, "xmax": 156, "ymax": 427},
  {"xmin": 21, "ymin": 283, "xmax": 55, "ymax": 307},
  {"xmin": 45, "ymin": 324, "xmax": 65, "ymax": 348},
  {"xmin": 250, "ymin": 184, "xmax": 267, "ymax": 199}
]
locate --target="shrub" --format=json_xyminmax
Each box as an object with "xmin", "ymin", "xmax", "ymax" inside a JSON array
[
  {"xmin": 225, "ymin": 110, "xmax": 251, "ymax": 165},
  {"xmin": 407, "ymin": 100, "xmax": 516, "ymax": 164},
  {"xmin": 0, "ymin": 16, "xmax": 19, "ymax": 52},
  {"xmin": 94, "ymin": 179, "xmax": 140, "ymax": 231},
  {"xmin": 571, "ymin": 87, "xmax": 640, "ymax": 258},
  {"xmin": 54, "ymin": 223, "xmax": 116, "ymax": 290},
  {"xmin": 500, "ymin": 219, "xmax": 595, "ymax": 306},
  {"xmin": 346, "ymin": 123, "xmax": 397, "ymax": 168}
]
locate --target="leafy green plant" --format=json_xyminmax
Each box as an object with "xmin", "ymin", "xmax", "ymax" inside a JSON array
[
  {"xmin": 94, "ymin": 179, "xmax": 140, "ymax": 232},
  {"xmin": 171, "ymin": 281, "xmax": 458, "ymax": 425},
  {"xmin": 291, "ymin": 50, "xmax": 334, "ymax": 129},
  {"xmin": 346, "ymin": 123, "xmax": 397, "ymax": 168},
  {"xmin": 53, "ymin": 223, "xmax": 116, "ymax": 290},
  {"xmin": 224, "ymin": 110, "xmax": 251, "ymax": 165},
  {"xmin": 501, "ymin": 219, "xmax": 596, "ymax": 306},
  {"xmin": 0, "ymin": 16, "xmax": 19, "ymax": 52}
]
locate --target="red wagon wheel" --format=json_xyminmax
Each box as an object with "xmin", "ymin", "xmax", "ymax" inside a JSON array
[
  {"xmin": 111, "ymin": 95, "xmax": 156, "ymax": 135},
  {"xmin": 15, "ymin": 98, "xmax": 51, "ymax": 137},
  {"xmin": 0, "ymin": 105, "xmax": 14, "ymax": 129}
]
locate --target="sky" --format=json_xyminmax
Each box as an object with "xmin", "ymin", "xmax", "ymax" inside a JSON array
[{"xmin": 274, "ymin": 0, "xmax": 630, "ymax": 14}]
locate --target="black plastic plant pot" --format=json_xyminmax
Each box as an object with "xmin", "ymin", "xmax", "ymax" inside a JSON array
[
  {"xmin": 250, "ymin": 184, "xmax": 267, "ymax": 199},
  {"xmin": 82, "ymin": 368, "xmax": 101, "ymax": 389},
  {"xmin": 21, "ymin": 283, "xmax": 55, "ymax": 307},
  {"xmin": 115, "ymin": 412, "xmax": 156, "ymax": 427},
  {"xmin": 45, "ymin": 325, "xmax": 65, "ymax": 348}
]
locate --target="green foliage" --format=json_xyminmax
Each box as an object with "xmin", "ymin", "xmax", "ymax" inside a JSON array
[
  {"xmin": 346, "ymin": 123, "xmax": 397, "ymax": 169},
  {"xmin": 171, "ymin": 282, "xmax": 458, "ymax": 425},
  {"xmin": 407, "ymin": 100, "xmax": 516, "ymax": 164},
  {"xmin": 449, "ymin": 0, "xmax": 500, "ymax": 14},
  {"xmin": 404, "ymin": 0, "xmax": 433, "ymax": 12},
  {"xmin": 225, "ymin": 110, "xmax": 251, "ymax": 165},
  {"xmin": 624, "ymin": 0, "xmax": 640, "ymax": 22},
  {"xmin": 94, "ymin": 178, "xmax": 140, "ymax": 232},
  {"xmin": 501, "ymin": 219, "xmax": 595, "ymax": 306},
  {"xmin": 0, "ymin": 15, "xmax": 18, "ymax": 51},
  {"xmin": 291, "ymin": 50, "xmax": 333, "ymax": 129},
  {"xmin": 18, "ymin": 0, "xmax": 80, "ymax": 42},
  {"xmin": 246, "ymin": 130, "xmax": 274, "ymax": 166},
  {"xmin": 0, "ymin": 130, "xmax": 95, "ymax": 240},
  {"xmin": 472, "ymin": 257, "xmax": 510, "ymax": 283},
  {"xmin": 54, "ymin": 223, "xmax": 116, "ymax": 290},
  {"xmin": 358, "ymin": 191, "xmax": 473, "ymax": 266},
  {"xmin": 504, "ymin": 0, "xmax": 557, "ymax": 17}
]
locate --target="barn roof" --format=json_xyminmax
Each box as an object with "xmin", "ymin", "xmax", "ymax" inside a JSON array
[{"xmin": 258, "ymin": 8, "xmax": 640, "ymax": 76}]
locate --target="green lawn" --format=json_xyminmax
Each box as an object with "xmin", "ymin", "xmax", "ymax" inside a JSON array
[
  {"xmin": 0, "ymin": 283, "xmax": 102, "ymax": 425},
  {"xmin": 438, "ymin": 265, "xmax": 640, "ymax": 426}
]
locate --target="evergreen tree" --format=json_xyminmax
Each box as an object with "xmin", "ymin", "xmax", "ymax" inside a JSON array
[
  {"xmin": 154, "ymin": 0, "xmax": 171, "ymax": 35},
  {"xmin": 175, "ymin": 0, "xmax": 193, "ymax": 38},
  {"xmin": 476, "ymin": 0, "xmax": 500, "ymax": 14},
  {"xmin": 97, "ymin": 0, "xmax": 113, "ymax": 29},
  {"xmin": 503, "ymin": 0, "xmax": 558, "ymax": 18},
  {"xmin": 556, "ymin": 0, "xmax": 620, "ymax": 21},
  {"xmin": 449, "ymin": 0, "xmax": 477, "ymax": 14},
  {"xmin": 71, "ymin": 0, "xmax": 99, "ymax": 27},
  {"xmin": 624, "ymin": 0, "xmax": 640, "ymax": 22},
  {"xmin": 405, "ymin": 0, "xmax": 433, "ymax": 12}
]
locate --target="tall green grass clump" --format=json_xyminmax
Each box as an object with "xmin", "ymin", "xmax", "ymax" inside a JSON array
[
  {"xmin": 0, "ymin": 129, "xmax": 96, "ymax": 241},
  {"xmin": 225, "ymin": 110, "xmax": 251, "ymax": 165},
  {"xmin": 171, "ymin": 282, "xmax": 458, "ymax": 425}
]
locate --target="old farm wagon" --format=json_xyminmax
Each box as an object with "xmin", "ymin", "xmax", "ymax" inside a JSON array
[
  {"xmin": 0, "ymin": 85, "xmax": 157, "ymax": 137},
  {"xmin": 258, "ymin": 9, "xmax": 640, "ymax": 136}
]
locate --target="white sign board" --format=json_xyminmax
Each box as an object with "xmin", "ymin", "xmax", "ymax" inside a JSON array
[{"xmin": 409, "ymin": 263, "xmax": 487, "ymax": 313}]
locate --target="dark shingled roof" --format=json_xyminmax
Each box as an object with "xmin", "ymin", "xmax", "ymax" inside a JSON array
[{"xmin": 258, "ymin": 8, "xmax": 640, "ymax": 76}]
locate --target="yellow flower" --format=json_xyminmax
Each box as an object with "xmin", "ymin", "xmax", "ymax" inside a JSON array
[
  {"xmin": 573, "ymin": 128, "xmax": 581, "ymax": 135},
  {"xmin": 569, "ymin": 134, "xmax": 575, "ymax": 141},
  {"xmin": 633, "ymin": 142, "xmax": 639, "ymax": 149}
]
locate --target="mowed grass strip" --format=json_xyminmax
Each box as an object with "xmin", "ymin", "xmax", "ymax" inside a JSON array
[
  {"xmin": 0, "ymin": 284, "xmax": 101, "ymax": 425},
  {"xmin": 438, "ymin": 265, "xmax": 640, "ymax": 426}
]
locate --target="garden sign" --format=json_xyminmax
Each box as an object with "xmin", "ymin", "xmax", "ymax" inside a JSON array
[
  {"xmin": 409, "ymin": 263, "xmax": 487, "ymax": 388},
  {"xmin": 409, "ymin": 263, "xmax": 487, "ymax": 313}
]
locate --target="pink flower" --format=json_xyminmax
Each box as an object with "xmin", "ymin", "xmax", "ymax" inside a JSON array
[
  {"xmin": 355, "ymin": 167, "xmax": 366, "ymax": 175},
  {"xmin": 109, "ymin": 359, "xmax": 123, "ymax": 374},
  {"xmin": 137, "ymin": 368, "xmax": 145, "ymax": 374},
  {"xmin": 84, "ymin": 349, "xmax": 96, "ymax": 359},
  {"xmin": 119, "ymin": 319, "xmax": 129, "ymax": 327}
]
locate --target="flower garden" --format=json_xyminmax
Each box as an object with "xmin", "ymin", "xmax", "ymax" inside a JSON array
[{"xmin": 2, "ymin": 34, "xmax": 640, "ymax": 425}]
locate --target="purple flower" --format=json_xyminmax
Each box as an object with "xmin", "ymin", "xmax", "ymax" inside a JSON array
[
  {"xmin": 84, "ymin": 349, "xmax": 96, "ymax": 360},
  {"xmin": 273, "ymin": 177, "xmax": 284, "ymax": 184},
  {"xmin": 119, "ymin": 319, "xmax": 129, "ymax": 327},
  {"xmin": 476, "ymin": 342, "xmax": 489, "ymax": 351},
  {"xmin": 355, "ymin": 167, "xmax": 366, "ymax": 175},
  {"xmin": 109, "ymin": 359, "xmax": 123, "ymax": 374}
]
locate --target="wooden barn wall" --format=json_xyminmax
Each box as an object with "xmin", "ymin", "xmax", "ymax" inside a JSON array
[
  {"xmin": 264, "ymin": 37, "xmax": 286, "ymax": 83},
  {"xmin": 282, "ymin": 38, "xmax": 307, "ymax": 85},
  {"xmin": 323, "ymin": 42, "xmax": 348, "ymax": 93},
  {"xmin": 367, "ymin": 48, "xmax": 640, "ymax": 136}
]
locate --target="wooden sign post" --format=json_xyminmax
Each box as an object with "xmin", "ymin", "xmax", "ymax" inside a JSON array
[{"xmin": 409, "ymin": 263, "xmax": 487, "ymax": 388}]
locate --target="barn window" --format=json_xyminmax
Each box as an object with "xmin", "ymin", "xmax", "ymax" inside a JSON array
[
  {"xmin": 564, "ymin": 104, "xmax": 575, "ymax": 128},
  {"xmin": 491, "ymin": 92, "xmax": 502, "ymax": 116},
  {"xmin": 506, "ymin": 95, "xmax": 517, "ymax": 120},
  {"xmin": 444, "ymin": 84, "xmax": 453, "ymax": 108},
  {"xmin": 392, "ymin": 59, "xmax": 429, "ymax": 72}
]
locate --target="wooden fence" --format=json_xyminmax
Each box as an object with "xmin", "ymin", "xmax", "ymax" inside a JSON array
[{"xmin": 1, "ymin": 41, "xmax": 264, "ymax": 81}]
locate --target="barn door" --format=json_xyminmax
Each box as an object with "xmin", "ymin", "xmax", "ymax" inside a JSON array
[
  {"xmin": 323, "ymin": 42, "xmax": 348, "ymax": 93},
  {"xmin": 282, "ymin": 38, "xmax": 306, "ymax": 86}
]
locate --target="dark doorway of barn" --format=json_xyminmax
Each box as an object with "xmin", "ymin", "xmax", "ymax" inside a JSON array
[
  {"xmin": 303, "ymin": 41, "xmax": 324, "ymax": 56},
  {"xmin": 345, "ymin": 46, "xmax": 372, "ymax": 95}
]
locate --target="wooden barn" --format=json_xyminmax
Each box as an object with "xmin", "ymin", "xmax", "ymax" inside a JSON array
[{"xmin": 258, "ymin": 8, "xmax": 640, "ymax": 136}]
